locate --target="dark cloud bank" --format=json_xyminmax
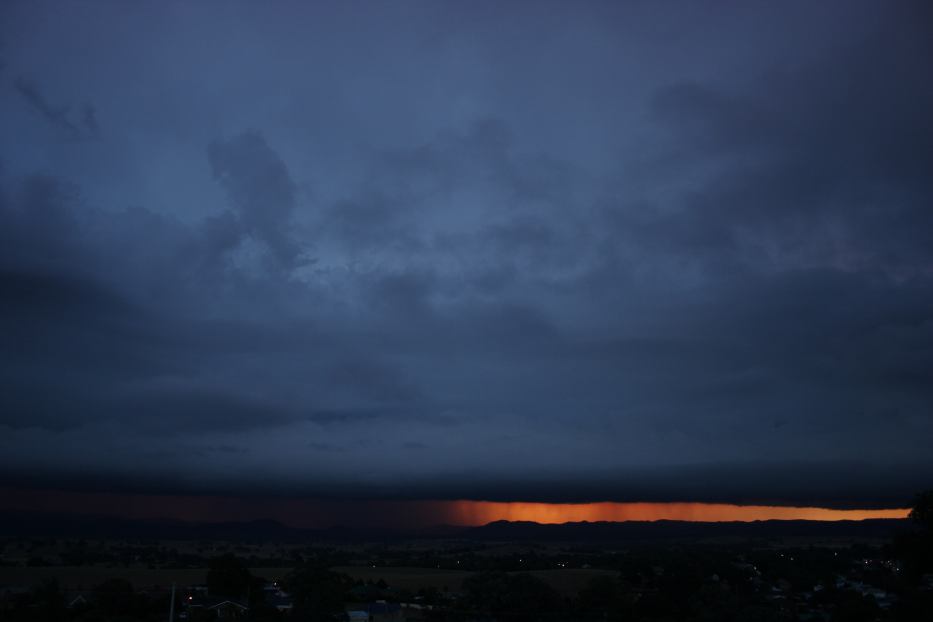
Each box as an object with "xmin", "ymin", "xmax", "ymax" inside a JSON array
[{"xmin": 1, "ymin": 1, "xmax": 932, "ymax": 510}]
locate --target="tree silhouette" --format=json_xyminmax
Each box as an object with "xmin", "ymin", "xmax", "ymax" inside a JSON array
[
  {"xmin": 909, "ymin": 490, "xmax": 933, "ymax": 532},
  {"xmin": 206, "ymin": 554, "xmax": 258, "ymax": 600},
  {"xmin": 894, "ymin": 490, "xmax": 933, "ymax": 581},
  {"xmin": 282, "ymin": 565, "xmax": 351, "ymax": 621}
]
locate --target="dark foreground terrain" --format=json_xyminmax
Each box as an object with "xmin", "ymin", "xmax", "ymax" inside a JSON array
[{"xmin": 2, "ymin": 512, "xmax": 932, "ymax": 621}]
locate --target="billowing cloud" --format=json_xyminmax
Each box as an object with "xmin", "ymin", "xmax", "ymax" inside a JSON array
[
  {"xmin": 13, "ymin": 76, "xmax": 99, "ymax": 140},
  {"xmin": 208, "ymin": 131, "xmax": 306, "ymax": 269},
  {"xmin": 0, "ymin": 0, "xmax": 931, "ymax": 509}
]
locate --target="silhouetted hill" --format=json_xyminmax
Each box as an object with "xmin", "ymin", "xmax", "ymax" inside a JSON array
[
  {"xmin": 0, "ymin": 511, "xmax": 462, "ymax": 542},
  {"xmin": 0, "ymin": 511, "xmax": 309, "ymax": 541},
  {"xmin": 467, "ymin": 518, "xmax": 910, "ymax": 541},
  {"xmin": 0, "ymin": 510, "xmax": 909, "ymax": 542}
]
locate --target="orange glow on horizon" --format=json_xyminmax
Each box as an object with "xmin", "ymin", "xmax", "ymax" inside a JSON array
[
  {"xmin": 0, "ymin": 487, "xmax": 911, "ymax": 528},
  {"xmin": 445, "ymin": 501, "xmax": 910, "ymax": 525}
]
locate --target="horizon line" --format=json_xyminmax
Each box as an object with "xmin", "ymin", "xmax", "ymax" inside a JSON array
[
  {"xmin": 0, "ymin": 488, "xmax": 913, "ymax": 527},
  {"xmin": 444, "ymin": 501, "xmax": 911, "ymax": 525}
]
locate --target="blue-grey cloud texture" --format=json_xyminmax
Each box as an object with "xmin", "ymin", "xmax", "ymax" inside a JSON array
[{"xmin": 1, "ymin": 0, "xmax": 931, "ymax": 508}]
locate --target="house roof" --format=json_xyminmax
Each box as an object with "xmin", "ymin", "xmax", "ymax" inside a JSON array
[
  {"xmin": 188, "ymin": 596, "xmax": 249, "ymax": 610},
  {"xmin": 366, "ymin": 602, "xmax": 401, "ymax": 614},
  {"xmin": 209, "ymin": 599, "xmax": 248, "ymax": 610}
]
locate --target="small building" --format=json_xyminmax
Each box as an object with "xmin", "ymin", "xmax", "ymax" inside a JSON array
[
  {"xmin": 345, "ymin": 601, "xmax": 404, "ymax": 622},
  {"xmin": 267, "ymin": 592, "xmax": 293, "ymax": 613},
  {"xmin": 187, "ymin": 596, "xmax": 249, "ymax": 619},
  {"xmin": 209, "ymin": 600, "xmax": 249, "ymax": 619}
]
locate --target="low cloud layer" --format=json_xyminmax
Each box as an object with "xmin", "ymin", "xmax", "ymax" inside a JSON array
[{"xmin": 1, "ymin": 1, "xmax": 931, "ymax": 509}]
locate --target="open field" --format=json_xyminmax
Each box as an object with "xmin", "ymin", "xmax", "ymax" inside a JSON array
[
  {"xmin": 333, "ymin": 564, "xmax": 471, "ymax": 592},
  {"xmin": 334, "ymin": 565, "xmax": 617, "ymax": 596},
  {"xmin": 1, "ymin": 565, "xmax": 617, "ymax": 596},
  {"xmin": 0, "ymin": 566, "xmax": 293, "ymax": 590}
]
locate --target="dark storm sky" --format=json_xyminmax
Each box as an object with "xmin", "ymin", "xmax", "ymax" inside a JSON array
[{"xmin": 1, "ymin": 1, "xmax": 932, "ymax": 509}]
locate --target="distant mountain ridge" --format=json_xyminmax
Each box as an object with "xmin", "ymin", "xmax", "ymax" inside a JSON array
[
  {"xmin": 466, "ymin": 518, "xmax": 910, "ymax": 541},
  {"xmin": 0, "ymin": 510, "xmax": 911, "ymax": 542}
]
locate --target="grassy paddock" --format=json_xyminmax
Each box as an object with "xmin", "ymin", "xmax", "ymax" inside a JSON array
[
  {"xmin": 1, "ymin": 565, "xmax": 615, "ymax": 596},
  {"xmin": 333, "ymin": 565, "xmax": 617, "ymax": 596},
  {"xmin": 0, "ymin": 566, "xmax": 293, "ymax": 590}
]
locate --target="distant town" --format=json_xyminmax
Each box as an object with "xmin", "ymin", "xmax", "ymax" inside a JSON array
[{"xmin": 2, "ymin": 493, "xmax": 932, "ymax": 621}]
